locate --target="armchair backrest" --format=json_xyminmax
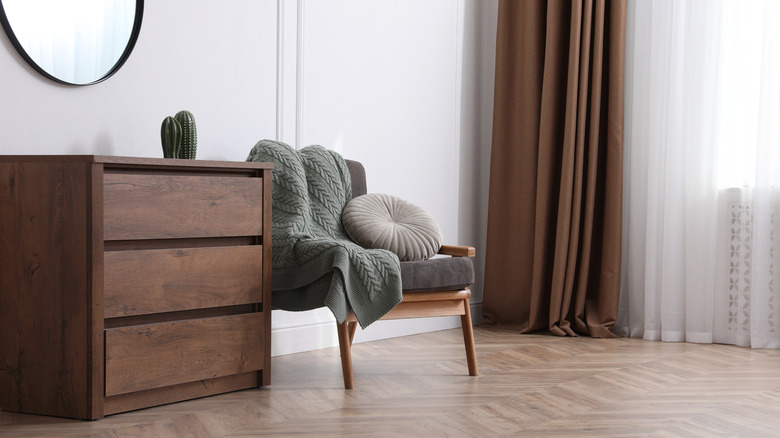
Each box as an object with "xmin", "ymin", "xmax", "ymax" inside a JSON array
[{"xmin": 345, "ymin": 159, "xmax": 367, "ymax": 199}]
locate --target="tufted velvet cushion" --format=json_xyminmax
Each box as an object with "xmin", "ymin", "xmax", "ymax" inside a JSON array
[{"xmin": 342, "ymin": 193, "xmax": 443, "ymax": 261}]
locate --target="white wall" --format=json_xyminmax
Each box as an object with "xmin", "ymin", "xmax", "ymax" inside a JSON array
[
  {"xmin": 0, "ymin": 1, "xmax": 277, "ymax": 160},
  {"xmin": 272, "ymin": 0, "xmax": 499, "ymax": 355},
  {"xmin": 0, "ymin": 0, "xmax": 498, "ymax": 357}
]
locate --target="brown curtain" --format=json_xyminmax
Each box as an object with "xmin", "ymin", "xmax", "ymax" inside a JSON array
[{"xmin": 482, "ymin": 0, "xmax": 625, "ymax": 338}]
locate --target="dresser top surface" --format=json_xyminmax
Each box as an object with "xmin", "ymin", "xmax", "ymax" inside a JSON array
[{"xmin": 0, "ymin": 155, "xmax": 273, "ymax": 170}]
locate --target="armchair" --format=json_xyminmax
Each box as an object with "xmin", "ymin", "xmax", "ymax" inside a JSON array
[
  {"xmin": 246, "ymin": 140, "xmax": 478, "ymax": 388},
  {"xmin": 338, "ymin": 160, "xmax": 478, "ymax": 388}
]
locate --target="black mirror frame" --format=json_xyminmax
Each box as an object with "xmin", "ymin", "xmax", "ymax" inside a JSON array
[{"xmin": 0, "ymin": 0, "xmax": 144, "ymax": 86}]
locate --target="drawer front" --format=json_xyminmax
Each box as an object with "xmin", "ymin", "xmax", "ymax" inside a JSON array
[
  {"xmin": 105, "ymin": 313, "xmax": 265, "ymax": 396},
  {"xmin": 103, "ymin": 173, "xmax": 263, "ymax": 240},
  {"xmin": 104, "ymin": 246, "xmax": 262, "ymax": 318}
]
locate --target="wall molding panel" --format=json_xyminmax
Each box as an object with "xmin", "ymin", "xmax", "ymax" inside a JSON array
[{"xmin": 276, "ymin": 0, "xmax": 299, "ymax": 146}]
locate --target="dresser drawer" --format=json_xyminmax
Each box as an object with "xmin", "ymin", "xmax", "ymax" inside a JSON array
[
  {"xmin": 105, "ymin": 313, "xmax": 265, "ymax": 396},
  {"xmin": 103, "ymin": 173, "xmax": 263, "ymax": 240},
  {"xmin": 104, "ymin": 245, "xmax": 262, "ymax": 318}
]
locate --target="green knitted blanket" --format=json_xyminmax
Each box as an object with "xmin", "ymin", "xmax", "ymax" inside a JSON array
[{"xmin": 247, "ymin": 140, "xmax": 402, "ymax": 328}]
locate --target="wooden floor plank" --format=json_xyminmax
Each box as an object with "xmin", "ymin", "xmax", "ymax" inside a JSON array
[{"xmin": 2, "ymin": 327, "xmax": 780, "ymax": 437}]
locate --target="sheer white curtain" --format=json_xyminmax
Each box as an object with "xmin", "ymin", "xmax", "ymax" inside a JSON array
[{"xmin": 617, "ymin": 0, "xmax": 780, "ymax": 348}]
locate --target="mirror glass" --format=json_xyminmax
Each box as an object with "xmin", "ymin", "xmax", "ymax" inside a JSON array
[{"xmin": 0, "ymin": 0, "xmax": 142, "ymax": 85}]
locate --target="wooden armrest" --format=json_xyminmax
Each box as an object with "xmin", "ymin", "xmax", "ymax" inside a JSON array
[{"xmin": 438, "ymin": 245, "xmax": 475, "ymax": 257}]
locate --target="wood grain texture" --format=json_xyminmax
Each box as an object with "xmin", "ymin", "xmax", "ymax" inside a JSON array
[
  {"xmin": 398, "ymin": 289, "xmax": 471, "ymax": 302},
  {"xmin": 103, "ymin": 173, "xmax": 263, "ymax": 240},
  {"xmin": 104, "ymin": 246, "xmax": 263, "ymax": 317},
  {"xmin": 0, "ymin": 155, "xmax": 274, "ymax": 172},
  {"xmin": 0, "ymin": 156, "xmax": 271, "ymax": 419},
  {"xmin": 105, "ymin": 313, "xmax": 265, "ymax": 396},
  {"xmin": 103, "ymin": 372, "xmax": 259, "ymax": 416},
  {"xmin": 260, "ymin": 168, "xmax": 273, "ymax": 387},
  {"xmin": 0, "ymin": 161, "xmax": 94, "ymax": 419},
  {"xmin": 359, "ymin": 299, "xmax": 466, "ymax": 320},
  {"xmin": 93, "ymin": 155, "xmax": 274, "ymax": 172},
  {"xmin": 461, "ymin": 298, "xmax": 478, "ymax": 376},
  {"xmin": 88, "ymin": 162, "xmax": 106, "ymax": 419},
  {"xmin": 337, "ymin": 322, "xmax": 355, "ymax": 389},
  {"xmin": 3, "ymin": 328, "xmax": 780, "ymax": 437},
  {"xmin": 438, "ymin": 245, "xmax": 476, "ymax": 257}
]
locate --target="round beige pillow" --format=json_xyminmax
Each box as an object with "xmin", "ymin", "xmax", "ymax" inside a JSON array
[{"xmin": 342, "ymin": 193, "xmax": 443, "ymax": 261}]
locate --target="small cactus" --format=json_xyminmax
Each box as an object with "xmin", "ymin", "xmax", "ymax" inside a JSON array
[
  {"xmin": 160, "ymin": 116, "xmax": 182, "ymax": 158},
  {"xmin": 175, "ymin": 110, "xmax": 197, "ymax": 159}
]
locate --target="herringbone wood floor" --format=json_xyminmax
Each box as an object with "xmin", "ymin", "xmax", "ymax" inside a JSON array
[{"xmin": 2, "ymin": 327, "xmax": 780, "ymax": 437}]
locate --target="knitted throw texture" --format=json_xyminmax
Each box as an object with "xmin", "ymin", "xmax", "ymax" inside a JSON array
[{"xmin": 247, "ymin": 140, "xmax": 402, "ymax": 328}]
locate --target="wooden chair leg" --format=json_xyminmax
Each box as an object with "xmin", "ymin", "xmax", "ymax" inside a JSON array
[
  {"xmin": 348, "ymin": 321, "xmax": 357, "ymax": 345},
  {"xmin": 337, "ymin": 321, "xmax": 355, "ymax": 389},
  {"xmin": 460, "ymin": 298, "xmax": 478, "ymax": 376}
]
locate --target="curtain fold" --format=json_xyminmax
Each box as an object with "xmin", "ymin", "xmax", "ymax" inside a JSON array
[{"xmin": 482, "ymin": 0, "xmax": 626, "ymax": 337}]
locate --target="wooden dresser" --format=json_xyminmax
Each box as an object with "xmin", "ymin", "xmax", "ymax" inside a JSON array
[{"xmin": 0, "ymin": 156, "xmax": 273, "ymax": 420}]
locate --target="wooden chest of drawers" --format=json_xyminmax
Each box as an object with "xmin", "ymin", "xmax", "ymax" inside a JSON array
[{"xmin": 0, "ymin": 156, "xmax": 272, "ymax": 419}]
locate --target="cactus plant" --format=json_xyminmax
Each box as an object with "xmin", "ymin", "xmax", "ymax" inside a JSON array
[
  {"xmin": 160, "ymin": 116, "xmax": 182, "ymax": 158},
  {"xmin": 175, "ymin": 110, "xmax": 197, "ymax": 159}
]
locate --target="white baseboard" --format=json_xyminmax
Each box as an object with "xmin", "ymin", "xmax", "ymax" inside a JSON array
[
  {"xmin": 270, "ymin": 308, "xmax": 336, "ymax": 357},
  {"xmin": 271, "ymin": 301, "xmax": 483, "ymax": 357}
]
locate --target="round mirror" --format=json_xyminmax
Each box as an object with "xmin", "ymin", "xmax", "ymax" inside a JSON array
[{"xmin": 0, "ymin": 0, "xmax": 143, "ymax": 86}]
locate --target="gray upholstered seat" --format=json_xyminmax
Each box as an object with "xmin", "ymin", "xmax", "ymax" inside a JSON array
[{"xmin": 401, "ymin": 257, "xmax": 474, "ymax": 292}]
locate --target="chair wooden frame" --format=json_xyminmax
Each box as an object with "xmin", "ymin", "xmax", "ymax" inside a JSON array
[{"xmin": 336, "ymin": 245, "xmax": 479, "ymax": 389}]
